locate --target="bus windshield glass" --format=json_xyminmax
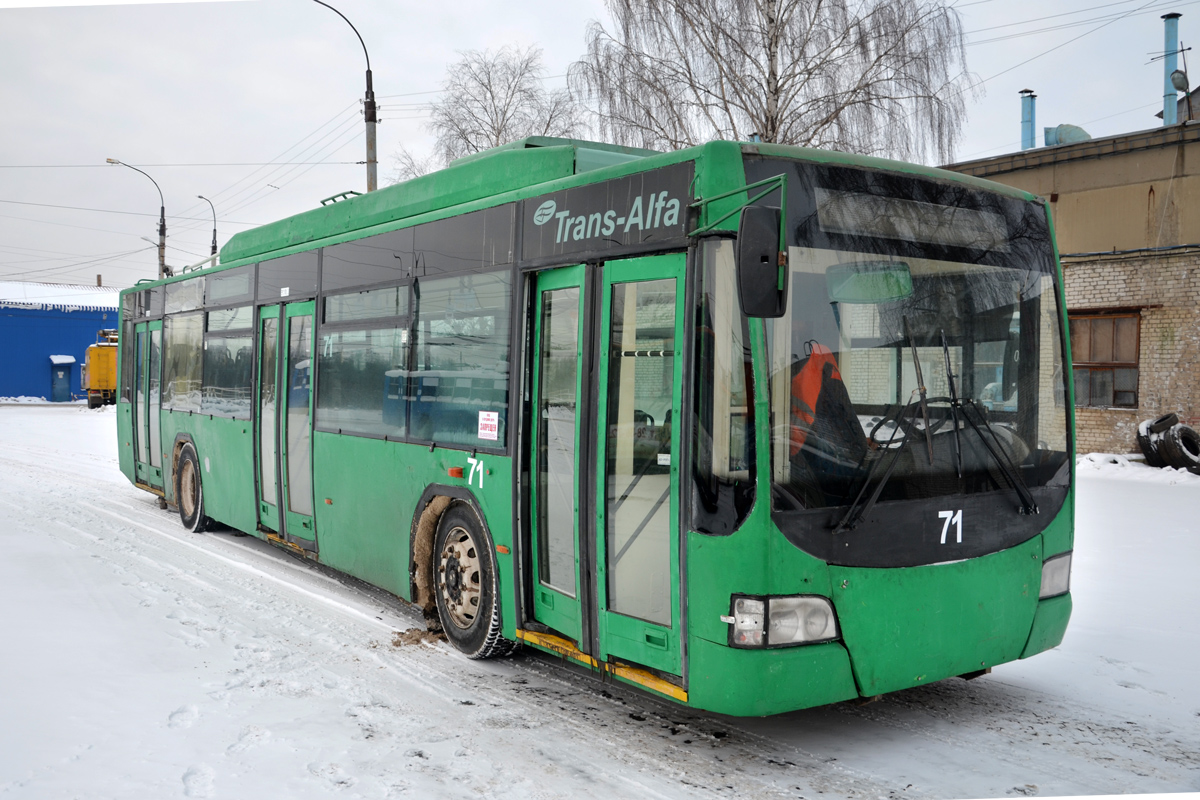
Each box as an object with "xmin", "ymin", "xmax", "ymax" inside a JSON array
[{"xmin": 745, "ymin": 157, "xmax": 1070, "ymax": 513}]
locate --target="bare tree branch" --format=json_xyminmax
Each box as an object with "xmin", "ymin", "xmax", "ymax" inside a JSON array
[
  {"xmin": 390, "ymin": 45, "xmax": 586, "ymax": 180},
  {"xmin": 569, "ymin": 0, "xmax": 973, "ymax": 164}
]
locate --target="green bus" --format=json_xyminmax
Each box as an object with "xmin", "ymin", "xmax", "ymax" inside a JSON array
[{"xmin": 116, "ymin": 137, "xmax": 1074, "ymax": 716}]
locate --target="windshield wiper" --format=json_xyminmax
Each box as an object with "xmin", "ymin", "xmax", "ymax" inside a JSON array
[
  {"xmin": 903, "ymin": 316, "xmax": 935, "ymax": 466},
  {"xmin": 940, "ymin": 329, "xmax": 963, "ymax": 480},
  {"xmin": 832, "ymin": 397, "xmax": 919, "ymax": 534},
  {"xmin": 959, "ymin": 400, "xmax": 1039, "ymax": 515}
]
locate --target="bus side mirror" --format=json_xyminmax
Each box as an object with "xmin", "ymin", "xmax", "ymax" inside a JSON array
[{"xmin": 736, "ymin": 206, "xmax": 787, "ymax": 318}]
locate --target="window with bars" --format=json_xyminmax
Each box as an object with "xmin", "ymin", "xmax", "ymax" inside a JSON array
[{"xmin": 1069, "ymin": 314, "xmax": 1139, "ymax": 408}]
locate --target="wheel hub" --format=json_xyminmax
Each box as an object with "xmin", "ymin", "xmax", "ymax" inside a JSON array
[{"xmin": 438, "ymin": 525, "xmax": 482, "ymax": 630}]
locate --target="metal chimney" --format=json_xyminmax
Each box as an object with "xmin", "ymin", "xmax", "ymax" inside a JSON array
[
  {"xmin": 1163, "ymin": 13, "xmax": 1182, "ymax": 126},
  {"xmin": 1020, "ymin": 89, "xmax": 1037, "ymax": 150}
]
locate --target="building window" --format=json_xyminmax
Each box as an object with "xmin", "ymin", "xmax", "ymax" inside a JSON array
[{"xmin": 1069, "ymin": 314, "xmax": 1138, "ymax": 408}]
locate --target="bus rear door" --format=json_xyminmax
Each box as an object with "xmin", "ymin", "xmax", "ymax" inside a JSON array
[
  {"xmin": 131, "ymin": 319, "xmax": 163, "ymax": 491},
  {"xmin": 257, "ymin": 302, "xmax": 317, "ymax": 548}
]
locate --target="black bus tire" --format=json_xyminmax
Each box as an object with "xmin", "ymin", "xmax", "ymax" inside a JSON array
[
  {"xmin": 1159, "ymin": 424, "xmax": 1200, "ymax": 474},
  {"xmin": 433, "ymin": 503, "xmax": 514, "ymax": 659},
  {"xmin": 176, "ymin": 443, "xmax": 211, "ymax": 533}
]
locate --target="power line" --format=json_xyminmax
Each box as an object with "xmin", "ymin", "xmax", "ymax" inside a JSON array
[
  {"xmin": 974, "ymin": 0, "xmax": 1164, "ymax": 89},
  {"xmin": 0, "ymin": 198, "xmax": 261, "ymax": 225},
  {"xmin": 0, "ymin": 162, "xmax": 361, "ymax": 169},
  {"xmin": 968, "ymin": 0, "xmax": 1200, "ymax": 46},
  {"xmin": 0, "ymin": 246, "xmax": 156, "ymax": 280}
]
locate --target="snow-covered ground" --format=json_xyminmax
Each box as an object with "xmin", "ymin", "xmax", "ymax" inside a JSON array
[{"xmin": 0, "ymin": 405, "xmax": 1197, "ymax": 799}]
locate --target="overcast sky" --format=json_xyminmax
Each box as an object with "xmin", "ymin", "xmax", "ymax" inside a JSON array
[{"xmin": 0, "ymin": 0, "xmax": 1193, "ymax": 289}]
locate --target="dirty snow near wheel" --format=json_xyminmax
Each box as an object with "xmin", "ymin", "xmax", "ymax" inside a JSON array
[{"xmin": 0, "ymin": 406, "xmax": 1198, "ymax": 800}]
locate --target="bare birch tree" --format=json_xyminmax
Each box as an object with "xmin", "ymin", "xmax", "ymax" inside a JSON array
[
  {"xmin": 568, "ymin": 0, "xmax": 972, "ymax": 164},
  {"xmin": 430, "ymin": 45, "xmax": 582, "ymax": 163},
  {"xmin": 391, "ymin": 46, "xmax": 583, "ymax": 183}
]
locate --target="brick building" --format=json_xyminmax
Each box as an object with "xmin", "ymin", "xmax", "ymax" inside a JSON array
[{"xmin": 944, "ymin": 124, "xmax": 1200, "ymax": 454}]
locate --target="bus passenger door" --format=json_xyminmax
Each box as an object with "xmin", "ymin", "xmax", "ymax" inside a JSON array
[
  {"xmin": 257, "ymin": 302, "xmax": 317, "ymax": 547},
  {"xmin": 132, "ymin": 320, "xmax": 164, "ymax": 490},
  {"xmin": 595, "ymin": 254, "xmax": 686, "ymax": 677},
  {"xmin": 529, "ymin": 265, "xmax": 586, "ymax": 644}
]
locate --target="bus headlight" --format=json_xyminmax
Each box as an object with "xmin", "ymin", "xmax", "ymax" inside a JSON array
[
  {"xmin": 1039, "ymin": 552, "xmax": 1072, "ymax": 599},
  {"xmin": 728, "ymin": 595, "xmax": 839, "ymax": 648},
  {"xmin": 731, "ymin": 597, "xmax": 765, "ymax": 646},
  {"xmin": 768, "ymin": 596, "xmax": 839, "ymax": 645}
]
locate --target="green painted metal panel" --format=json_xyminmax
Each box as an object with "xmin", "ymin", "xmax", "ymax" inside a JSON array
[
  {"xmin": 829, "ymin": 537, "xmax": 1043, "ymax": 696},
  {"xmin": 1021, "ymin": 593, "xmax": 1072, "ymax": 658},
  {"xmin": 311, "ymin": 433, "xmax": 514, "ymax": 607},
  {"xmin": 687, "ymin": 636, "xmax": 858, "ymax": 716},
  {"xmin": 1041, "ymin": 491, "xmax": 1074, "ymax": 558},
  {"xmin": 116, "ymin": 401, "xmax": 134, "ymax": 482},
  {"xmin": 189, "ymin": 415, "xmax": 257, "ymax": 533},
  {"xmin": 687, "ymin": 524, "xmax": 834, "ymax": 647}
]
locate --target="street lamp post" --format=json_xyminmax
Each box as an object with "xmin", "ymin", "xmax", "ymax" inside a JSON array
[
  {"xmin": 197, "ymin": 195, "xmax": 218, "ymax": 258},
  {"xmin": 311, "ymin": 0, "xmax": 377, "ymax": 192},
  {"xmin": 106, "ymin": 158, "xmax": 169, "ymax": 279}
]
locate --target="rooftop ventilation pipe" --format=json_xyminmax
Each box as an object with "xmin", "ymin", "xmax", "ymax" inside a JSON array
[
  {"xmin": 1020, "ymin": 89, "xmax": 1037, "ymax": 150},
  {"xmin": 1164, "ymin": 13, "xmax": 1182, "ymax": 126}
]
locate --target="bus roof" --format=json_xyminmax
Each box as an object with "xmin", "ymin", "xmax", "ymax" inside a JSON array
[{"xmin": 213, "ymin": 138, "xmax": 1038, "ymax": 272}]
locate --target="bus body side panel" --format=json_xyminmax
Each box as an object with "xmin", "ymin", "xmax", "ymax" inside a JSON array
[
  {"xmin": 187, "ymin": 415, "xmax": 257, "ymax": 533},
  {"xmin": 312, "ymin": 433, "xmax": 515, "ymax": 607},
  {"xmin": 157, "ymin": 411, "xmax": 254, "ymax": 532},
  {"xmin": 117, "ymin": 400, "xmax": 135, "ymax": 484}
]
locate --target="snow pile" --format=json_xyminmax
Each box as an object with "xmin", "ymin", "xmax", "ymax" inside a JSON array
[
  {"xmin": 0, "ymin": 396, "xmax": 48, "ymax": 403},
  {"xmin": 1078, "ymin": 451, "xmax": 1200, "ymax": 485}
]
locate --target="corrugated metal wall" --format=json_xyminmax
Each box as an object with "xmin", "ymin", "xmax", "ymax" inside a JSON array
[{"xmin": 0, "ymin": 306, "xmax": 116, "ymax": 400}]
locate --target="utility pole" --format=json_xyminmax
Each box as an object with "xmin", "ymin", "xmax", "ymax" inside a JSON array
[
  {"xmin": 311, "ymin": 0, "xmax": 377, "ymax": 192},
  {"xmin": 107, "ymin": 158, "xmax": 169, "ymax": 279}
]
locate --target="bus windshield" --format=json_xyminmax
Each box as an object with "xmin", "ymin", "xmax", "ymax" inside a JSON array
[{"xmin": 747, "ymin": 158, "xmax": 1070, "ymax": 514}]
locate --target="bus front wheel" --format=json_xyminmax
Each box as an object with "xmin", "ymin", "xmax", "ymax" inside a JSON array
[
  {"xmin": 433, "ymin": 503, "xmax": 513, "ymax": 659},
  {"xmin": 176, "ymin": 443, "xmax": 211, "ymax": 533}
]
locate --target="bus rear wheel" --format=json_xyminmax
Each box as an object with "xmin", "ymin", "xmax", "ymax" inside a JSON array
[
  {"xmin": 433, "ymin": 504, "xmax": 513, "ymax": 659},
  {"xmin": 176, "ymin": 443, "xmax": 211, "ymax": 533}
]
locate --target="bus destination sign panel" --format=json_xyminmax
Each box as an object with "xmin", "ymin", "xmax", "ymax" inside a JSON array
[{"xmin": 521, "ymin": 162, "xmax": 694, "ymax": 262}]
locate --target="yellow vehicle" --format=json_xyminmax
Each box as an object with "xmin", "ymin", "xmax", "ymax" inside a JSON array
[{"xmin": 83, "ymin": 329, "xmax": 118, "ymax": 408}]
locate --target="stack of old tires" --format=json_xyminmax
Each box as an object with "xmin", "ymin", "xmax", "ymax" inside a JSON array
[{"xmin": 1136, "ymin": 413, "xmax": 1200, "ymax": 475}]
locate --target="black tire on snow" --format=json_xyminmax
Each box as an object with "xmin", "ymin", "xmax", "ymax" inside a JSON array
[
  {"xmin": 1158, "ymin": 423, "xmax": 1200, "ymax": 474},
  {"xmin": 1148, "ymin": 412, "xmax": 1179, "ymax": 434},
  {"xmin": 87, "ymin": 394, "xmax": 100, "ymax": 410},
  {"xmin": 175, "ymin": 443, "xmax": 212, "ymax": 532},
  {"xmin": 432, "ymin": 502, "xmax": 514, "ymax": 659},
  {"xmin": 1136, "ymin": 423, "xmax": 1167, "ymax": 468}
]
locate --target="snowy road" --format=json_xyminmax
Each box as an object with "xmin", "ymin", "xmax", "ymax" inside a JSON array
[{"xmin": 1, "ymin": 405, "xmax": 1197, "ymax": 799}]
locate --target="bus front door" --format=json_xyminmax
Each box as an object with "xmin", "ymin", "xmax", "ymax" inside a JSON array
[
  {"xmin": 132, "ymin": 320, "xmax": 163, "ymax": 491},
  {"xmin": 256, "ymin": 302, "xmax": 317, "ymax": 548},
  {"xmin": 528, "ymin": 254, "xmax": 686, "ymax": 679}
]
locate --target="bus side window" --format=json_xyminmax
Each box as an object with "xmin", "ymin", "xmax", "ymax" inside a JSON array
[{"xmin": 409, "ymin": 271, "xmax": 512, "ymax": 448}]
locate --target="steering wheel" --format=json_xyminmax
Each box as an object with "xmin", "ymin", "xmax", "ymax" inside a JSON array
[{"xmin": 869, "ymin": 397, "xmax": 953, "ymax": 446}]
